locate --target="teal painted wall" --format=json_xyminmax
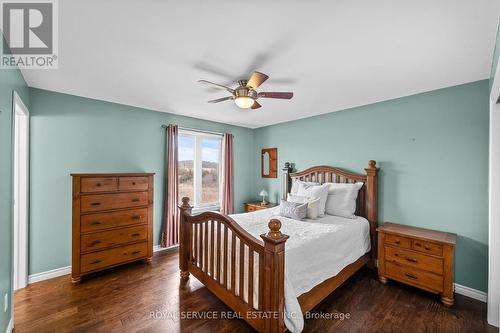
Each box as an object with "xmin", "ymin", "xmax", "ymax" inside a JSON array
[
  {"xmin": 253, "ymin": 80, "xmax": 490, "ymax": 292},
  {"xmin": 0, "ymin": 37, "xmax": 30, "ymax": 333},
  {"xmin": 28, "ymin": 88, "xmax": 255, "ymax": 275}
]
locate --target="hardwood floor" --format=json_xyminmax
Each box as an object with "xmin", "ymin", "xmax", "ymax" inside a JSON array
[{"xmin": 14, "ymin": 249, "xmax": 497, "ymax": 333}]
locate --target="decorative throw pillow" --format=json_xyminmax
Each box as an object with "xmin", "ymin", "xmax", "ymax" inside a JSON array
[
  {"xmin": 279, "ymin": 199, "xmax": 307, "ymax": 220},
  {"xmin": 287, "ymin": 194, "xmax": 320, "ymax": 219},
  {"xmin": 324, "ymin": 182, "xmax": 363, "ymax": 219},
  {"xmin": 296, "ymin": 183, "xmax": 329, "ymax": 216},
  {"xmin": 290, "ymin": 179, "xmax": 319, "ymax": 195}
]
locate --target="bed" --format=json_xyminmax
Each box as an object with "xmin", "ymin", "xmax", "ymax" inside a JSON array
[{"xmin": 178, "ymin": 161, "xmax": 378, "ymax": 333}]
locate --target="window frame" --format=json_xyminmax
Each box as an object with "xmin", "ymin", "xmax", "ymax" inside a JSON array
[{"xmin": 178, "ymin": 129, "xmax": 223, "ymax": 213}]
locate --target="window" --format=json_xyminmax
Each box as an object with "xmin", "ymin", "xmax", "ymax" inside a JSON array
[{"xmin": 178, "ymin": 130, "xmax": 222, "ymax": 211}]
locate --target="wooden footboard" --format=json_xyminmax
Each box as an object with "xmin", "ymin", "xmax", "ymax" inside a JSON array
[{"xmin": 179, "ymin": 197, "xmax": 289, "ymax": 333}]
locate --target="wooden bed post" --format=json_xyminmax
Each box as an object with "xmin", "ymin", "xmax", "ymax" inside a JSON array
[
  {"xmin": 282, "ymin": 162, "xmax": 292, "ymax": 201},
  {"xmin": 260, "ymin": 219, "xmax": 289, "ymax": 333},
  {"xmin": 365, "ymin": 160, "xmax": 378, "ymax": 269},
  {"xmin": 179, "ymin": 197, "xmax": 192, "ymax": 278}
]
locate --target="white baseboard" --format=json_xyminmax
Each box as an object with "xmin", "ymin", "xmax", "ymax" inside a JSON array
[
  {"xmin": 5, "ymin": 317, "xmax": 13, "ymax": 333},
  {"xmin": 27, "ymin": 245, "xmax": 179, "ymax": 284},
  {"xmin": 454, "ymin": 283, "xmax": 488, "ymax": 303},
  {"xmin": 28, "ymin": 265, "xmax": 71, "ymax": 284}
]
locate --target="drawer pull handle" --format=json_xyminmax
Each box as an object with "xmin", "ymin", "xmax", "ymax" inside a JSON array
[
  {"xmin": 415, "ymin": 242, "xmax": 421, "ymax": 247},
  {"xmin": 91, "ymin": 221, "xmax": 102, "ymax": 225},
  {"xmin": 405, "ymin": 257, "xmax": 417, "ymax": 263},
  {"xmin": 90, "ymin": 240, "xmax": 102, "ymax": 247},
  {"xmin": 424, "ymin": 245, "xmax": 431, "ymax": 250},
  {"xmin": 131, "ymin": 233, "xmax": 141, "ymax": 237},
  {"xmin": 131, "ymin": 198, "xmax": 140, "ymax": 202},
  {"xmin": 131, "ymin": 250, "xmax": 141, "ymax": 255},
  {"xmin": 131, "ymin": 215, "xmax": 141, "ymax": 220},
  {"xmin": 405, "ymin": 273, "xmax": 418, "ymax": 280},
  {"xmin": 90, "ymin": 259, "xmax": 102, "ymax": 265},
  {"xmin": 132, "ymin": 182, "xmax": 136, "ymax": 185},
  {"xmin": 394, "ymin": 239, "xmax": 400, "ymax": 245},
  {"xmin": 96, "ymin": 183, "xmax": 101, "ymax": 187},
  {"xmin": 90, "ymin": 202, "xmax": 101, "ymax": 206}
]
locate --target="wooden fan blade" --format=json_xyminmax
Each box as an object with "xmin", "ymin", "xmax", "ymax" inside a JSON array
[
  {"xmin": 198, "ymin": 80, "xmax": 234, "ymax": 93},
  {"xmin": 207, "ymin": 96, "xmax": 233, "ymax": 103},
  {"xmin": 251, "ymin": 101, "xmax": 261, "ymax": 109},
  {"xmin": 258, "ymin": 92, "xmax": 293, "ymax": 99},
  {"xmin": 247, "ymin": 71, "xmax": 269, "ymax": 89}
]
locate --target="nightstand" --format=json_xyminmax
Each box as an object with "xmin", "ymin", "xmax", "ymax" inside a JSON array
[
  {"xmin": 377, "ymin": 223, "xmax": 457, "ymax": 306},
  {"xmin": 244, "ymin": 201, "xmax": 278, "ymax": 213}
]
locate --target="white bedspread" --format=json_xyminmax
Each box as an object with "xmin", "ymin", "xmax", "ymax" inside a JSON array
[{"xmin": 230, "ymin": 206, "xmax": 371, "ymax": 333}]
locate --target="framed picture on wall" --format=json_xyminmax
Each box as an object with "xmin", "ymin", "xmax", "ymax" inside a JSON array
[{"xmin": 261, "ymin": 148, "xmax": 277, "ymax": 178}]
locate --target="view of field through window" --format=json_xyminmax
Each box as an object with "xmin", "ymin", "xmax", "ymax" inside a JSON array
[{"xmin": 178, "ymin": 134, "xmax": 220, "ymax": 206}]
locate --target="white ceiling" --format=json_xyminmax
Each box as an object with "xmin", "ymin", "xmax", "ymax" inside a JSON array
[{"xmin": 21, "ymin": 0, "xmax": 500, "ymax": 128}]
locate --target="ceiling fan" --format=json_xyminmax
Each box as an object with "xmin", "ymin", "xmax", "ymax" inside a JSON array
[{"xmin": 199, "ymin": 71, "xmax": 293, "ymax": 109}]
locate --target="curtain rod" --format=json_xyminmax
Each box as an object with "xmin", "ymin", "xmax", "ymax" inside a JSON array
[{"xmin": 161, "ymin": 124, "xmax": 225, "ymax": 136}]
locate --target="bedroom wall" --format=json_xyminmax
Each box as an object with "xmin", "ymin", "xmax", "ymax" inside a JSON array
[
  {"xmin": 491, "ymin": 20, "xmax": 500, "ymax": 90},
  {"xmin": 0, "ymin": 38, "xmax": 30, "ymax": 333},
  {"xmin": 253, "ymin": 80, "xmax": 490, "ymax": 292},
  {"xmin": 28, "ymin": 88, "xmax": 254, "ymax": 275}
]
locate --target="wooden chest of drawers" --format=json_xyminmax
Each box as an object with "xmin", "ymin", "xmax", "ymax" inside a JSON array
[
  {"xmin": 71, "ymin": 173, "xmax": 154, "ymax": 284},
  {"xmin": 377, "ymin": 223, "xmax": 457, "ymax": 306}
]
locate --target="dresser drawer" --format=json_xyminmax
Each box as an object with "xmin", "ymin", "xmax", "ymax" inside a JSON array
[
  {"xmin": 81, "ymin": 177, "xmax": 118, "ymax": 193},
  {"xmin": 412, "ymin": 240, "xmax": 443, "ymax": 256},
  {"xmin": 385, "ymin": 246, "xmax": 443, "ymax": 275},
  {"xmin": 81, "ymin": 208, "xmax": 147, "ymax": 233},
  {"xmin": 81, "ymin": 192, "xmax": 148, "ymax": 212},
  {"xmin": 80, "ymin": 242, "xmax": 147, "ymax": 273},
  {"xmin": 119, "ymin": 177, "xmax": 149, "ymax": 191},
  {"xmin": 385, "ymin": 233, "xmax": 411, "ymax": 249},
  {"xmin": 385, "ymin": 261, "xmax": 443, "ymax": 292},
  {"xmin": 81, "ymin": 225, "xmax": 147, "ymax": 252}
]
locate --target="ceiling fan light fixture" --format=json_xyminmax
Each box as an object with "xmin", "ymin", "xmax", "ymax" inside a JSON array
[{"xmin": 234, "ymin": 96, "xmax": 255, "ymax": 109}]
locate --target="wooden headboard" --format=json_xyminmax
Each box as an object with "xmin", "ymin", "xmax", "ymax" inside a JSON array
[{"xmin": 283, "ymin": 160, "xmax": 378, "ymax": 266}]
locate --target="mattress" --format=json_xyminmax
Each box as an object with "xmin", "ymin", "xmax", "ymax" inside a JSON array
[{"xmin": 230, "ymin": 206, "xmax": 371, "ymax": 332}]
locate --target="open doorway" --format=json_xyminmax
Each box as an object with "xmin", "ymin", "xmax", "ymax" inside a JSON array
[{"xmin": 12, "ymin": 91, "xmax": 29, "ymax": 290}]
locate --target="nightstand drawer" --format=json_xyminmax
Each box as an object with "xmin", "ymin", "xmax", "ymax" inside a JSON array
[
  {"xmin": 385, "ymin": 246, "xmax": 443, "ymax": 275},
  {"xmin": 385, "ymin": 234, "xmax": 411, "ymax": 249},
  {"xmin": 245, "ymin": 204, "xmax": 257, "ymax": 212},
  {"xmin": 385, "ymin": 261, "xmax": 443, "ymax": 293},
  {"xmin": 412, "ymin": 240, "xmax": 443, "ymax": 256}
]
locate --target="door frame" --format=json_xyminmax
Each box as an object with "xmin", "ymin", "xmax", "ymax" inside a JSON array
[
  {"xmin": 489, "ymin": 60, "xmax": 500, "ymax": 327},
  {"xmin": 11, "ymin": 90, "xmax": 29, "ymax": 291}
]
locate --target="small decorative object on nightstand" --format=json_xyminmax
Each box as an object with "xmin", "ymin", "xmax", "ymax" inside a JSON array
[
  {"xmin": 377, "ymin": 222, "xmax": 457, "ymax": 306},
  {"xmin": 244, "ymin": 201, "xmax": 278, "ymax": 213},
  {"xmin": 259, "ymin": 189, "xmax": 268, "ymax": 205}
]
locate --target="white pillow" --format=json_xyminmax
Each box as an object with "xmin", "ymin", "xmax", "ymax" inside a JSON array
[
  {"xmin": 287, "ymin": 194, "xmax": 320, "ymax": 219},
  {"xmin": 290, "ymin": 179, "xmax": 319, "ymax": 195},
  {"xmin": 296, "ymin": 183, "xmax": 329, "ymax": 216},
  {"xmin": 324, "ymin": 182, "xmax": 363, "ymax": 219}
]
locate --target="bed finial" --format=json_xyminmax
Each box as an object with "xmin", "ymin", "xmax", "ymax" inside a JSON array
[
  {"xmin": 181, "ymin": 197, "xmax": 191, "ymax": 208},
  {"xmin": 268, "ymin": 219, "xmax": 283, "ymax": 240},
  {"xmin": 368, "ymin": 160, "xmax": 376, "ymax": 169}
]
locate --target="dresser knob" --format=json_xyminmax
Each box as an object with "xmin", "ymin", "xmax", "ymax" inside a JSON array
[
  {"xmin": 405, "ymin": 257, "xmax": 417, "ymax": 263},
  {"xmin": 96, "ymin": 183, "xmax": 101, "ymax": 187},
  {"xmin": 424, "ymin": 244, "xmax": 431, "ymax": 250},
  {"xmin": 90, "ymin": 240, "xmax": 102, "ymax": 247},
  {"xmin": 91, "ymin": 221, "xmax": 102, "ymax": 225},
  {"xmin": 90, "ymin": 202, "xmax": 101, "ymax": 206},
  {"xmin": 395, "ymin": 239, "xmax": 400, "ymax": 244},
  {"xmin": 90, "ymin": 259, "xmax": 102, "ymax": 265},
  {"xmin": 131, "ymin": 250, "xmax": 141, "ymax": 255},
  {"xmin": 131, "ymin": 233, "xmax": 141, "ymax": 237},
  {"xmin": 132, "ymin": 198, "xmax": 140, "ymax": 202},
  {"xmin": 405, "ymin": 273, "xmax": 418, "ymax": 280},
  {"xmin": 132, "ymin": 182, "xmax": 136, "ymax": 185},
  {"xmin": 131, "ymin": 215, "xmax": 141, "ymax": 220}
]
